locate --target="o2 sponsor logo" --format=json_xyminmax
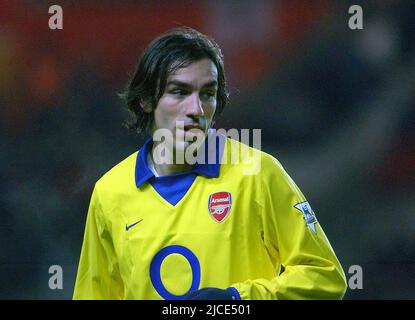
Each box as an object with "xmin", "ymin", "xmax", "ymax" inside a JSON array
[{"xmin": 149, "ymin": 245, "xmax": 200, "ymax": 300}]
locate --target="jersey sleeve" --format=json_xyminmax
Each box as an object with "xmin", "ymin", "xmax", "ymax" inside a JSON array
[
  {"xmin": 73, "ymin": 184, "xmax": 124, "ymax": 299},
  {"xmin": 230, "ymin": 156, "xmax": 347, "ymax": 300}
]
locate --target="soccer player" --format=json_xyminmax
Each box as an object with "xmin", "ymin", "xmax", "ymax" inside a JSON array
[{"xmin": 73, "ymin": 27, "xmax": 347, "ymax": 300}]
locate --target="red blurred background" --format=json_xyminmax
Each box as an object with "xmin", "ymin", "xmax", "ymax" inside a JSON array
[{"xmin": 1, "ymin": 0, "xmax": 414, "ymax": 299}]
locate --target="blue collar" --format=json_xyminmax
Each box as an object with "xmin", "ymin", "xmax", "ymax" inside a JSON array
[{"xmin": 135, "ymin": 131, "xmax": 224, "ymax": 188}]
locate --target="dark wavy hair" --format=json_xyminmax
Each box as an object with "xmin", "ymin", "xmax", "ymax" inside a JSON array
[{"xmin": 119, "ymin": 27, "xmax": 229, "ymax": 135}]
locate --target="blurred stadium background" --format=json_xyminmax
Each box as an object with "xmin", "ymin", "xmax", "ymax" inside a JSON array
[{"xmin": 0, "ymin": 0, "xmax": 414, "ymax": 299}]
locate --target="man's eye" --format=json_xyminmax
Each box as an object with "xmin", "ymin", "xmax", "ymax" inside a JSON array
[
  {"xmin": 171, "ymin": 89, "xmax": 187, "ymax": 96},
  {"xmin": 202, "ymin": 91, "xmax": 216, "ymax": 99}
]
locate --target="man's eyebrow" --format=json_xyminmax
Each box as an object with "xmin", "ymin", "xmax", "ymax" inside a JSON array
[
  {"xmin": 166, "ymin": 80, "xmax": 218, "ymax": 88},
  {"xmin": 202, "ymin": 80, "xmax": 218, "ymax": 88},
  {"xmin": 166, "ymin": 80, "xmax": 191, "ymax": 88}
]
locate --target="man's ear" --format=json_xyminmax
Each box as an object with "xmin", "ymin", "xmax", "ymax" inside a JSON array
[{"xmin": 141, "ymin": 100, "xmax": 153, "ymax": 113}]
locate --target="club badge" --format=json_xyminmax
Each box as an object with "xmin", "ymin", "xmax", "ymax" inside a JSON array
[{"xmin": 208, "ymin": 192, "xmax": 232, "ymax": 223}]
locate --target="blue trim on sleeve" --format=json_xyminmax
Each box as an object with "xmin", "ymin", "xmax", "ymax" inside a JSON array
[{"xmin": 227, "ymin": 287, "xmax": 241, "ymax": 300}]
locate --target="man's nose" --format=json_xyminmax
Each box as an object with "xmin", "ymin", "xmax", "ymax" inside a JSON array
[{"xmin": 186, "ymin": 92, "xmax": 204, "ymax": 117}]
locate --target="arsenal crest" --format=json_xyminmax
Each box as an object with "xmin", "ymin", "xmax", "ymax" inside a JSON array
[{"xmin": 208, "ymin": 192, "xmax": 232, "ymax": 223}]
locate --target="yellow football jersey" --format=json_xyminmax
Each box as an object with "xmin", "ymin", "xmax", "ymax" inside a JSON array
[{"xmin": 73, "ymin": 134, "xmax": 347, "ymax": 300}]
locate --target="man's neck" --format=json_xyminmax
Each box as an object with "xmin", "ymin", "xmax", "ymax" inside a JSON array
[{"xmin": 154, "ymin": 161, "xmax": 193, "ymax": 176}]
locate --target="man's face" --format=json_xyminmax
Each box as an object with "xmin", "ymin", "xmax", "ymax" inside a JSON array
[{"xmin": 151, "ymin": 58, "xmax": 218, "ymax": 153}]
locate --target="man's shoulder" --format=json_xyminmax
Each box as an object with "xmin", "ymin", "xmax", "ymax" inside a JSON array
[
  {"xmin": 95, "ymin": 150, "xmax": 139, "ymax": 192},
  {"xmin": 222, "ymin": 137, "xmax": 298, "ymax": 197},
  {"xmin": 224, "ymin": 137, "xmax": 285, "ymax": 175}
]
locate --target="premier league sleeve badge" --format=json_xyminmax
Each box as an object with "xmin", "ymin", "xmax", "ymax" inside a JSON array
[{"xmin": 294, "ymin": 201, "xmax": 318, "ymax": 233}]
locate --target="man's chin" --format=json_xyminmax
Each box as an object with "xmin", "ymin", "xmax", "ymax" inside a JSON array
[
  {"xmin": 173, "ymin": 139, "xmax": 204, "ymax": 162},
  {"xmin": 175, "ymin": 139, "xmax": 203, "ymax": 152}
]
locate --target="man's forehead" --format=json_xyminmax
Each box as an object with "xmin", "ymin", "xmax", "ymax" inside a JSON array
[{"xmin": 167, "ymin": 59, "xmax": 218, "ymax": 84}]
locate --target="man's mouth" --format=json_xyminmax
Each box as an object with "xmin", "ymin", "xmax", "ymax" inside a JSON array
[{"xmin": 183, "ymin": 124, "xmax": 204, "ymax": 132}]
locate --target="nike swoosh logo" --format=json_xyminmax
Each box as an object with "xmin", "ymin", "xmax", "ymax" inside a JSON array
[{"xmin": 125, "ymin": 219, "xmax": 143, "ymax": 231}]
